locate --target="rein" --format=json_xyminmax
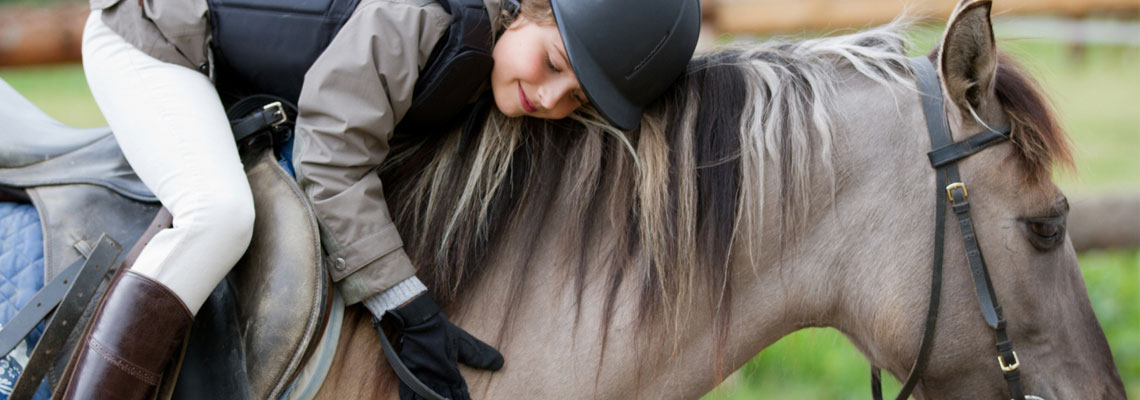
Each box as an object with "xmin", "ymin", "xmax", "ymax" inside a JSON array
[{"xmin": 870, "ymin": 56, "xmax": 1024, "ymax": 400}]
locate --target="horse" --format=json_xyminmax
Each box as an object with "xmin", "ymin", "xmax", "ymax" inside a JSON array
[
  {"xmin": 310, "ymin": 1, "xmax": 1125, "ymax": 398},
  {"xmin": 0, "ymin": 0, "xmax": 1124, "ymax": 398}
]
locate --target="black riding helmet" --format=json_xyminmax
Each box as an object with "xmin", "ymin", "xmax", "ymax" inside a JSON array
[{"xmin": 551, "ymin": 0, "xmax": 701, "ymax": 131}]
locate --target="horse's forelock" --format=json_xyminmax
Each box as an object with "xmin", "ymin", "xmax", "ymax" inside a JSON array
[{"xmin": 994, "ymin": 53, "xmax": 1074, "ymax": 184}]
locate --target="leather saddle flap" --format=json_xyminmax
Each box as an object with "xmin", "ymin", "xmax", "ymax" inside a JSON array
[{"xmin": 174, "ymin": 149, "xmax": 331, "ymax": 399}]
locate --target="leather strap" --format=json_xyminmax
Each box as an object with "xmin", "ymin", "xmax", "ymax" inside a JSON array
[
  {"xmin": 872, "ymin": 132, "xmax": 948, "ymax": 400},
  {"xmin": 919, "ymin": 55, "xmax": 1024, "ymax": 399},
  {"xmin": 951, "ymin": 190, "xmax": 1001, "ymax": 328},
  {"xmin": 928, "ymin": 128, "xmax": 1009, "ymax": 168},
  {"xmin": 0, "ymin": 252, "xmax": 103, "ymax": 357},
  {"xmin": 230, "ymin": 103, "xmax": 287, "ymax": 144},
  {"xmin": 372, "ymin": 317, "xmax": 449, "ymax": 400},
  {"xmin": 872, "ymin": 56, "xmax": 1021, "ymax": 400},
  {"xmin": 7, "ymin": 235, "xmax": 123, "ymax": 400},
  {"xmin": 225, "ymin": 95, "xmax": 297, "ymax": 145}
]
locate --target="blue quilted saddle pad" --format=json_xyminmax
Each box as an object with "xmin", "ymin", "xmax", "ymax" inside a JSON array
[{"xmin": 0, "ymin": 202, "xmax": 50, "ymax": 399}]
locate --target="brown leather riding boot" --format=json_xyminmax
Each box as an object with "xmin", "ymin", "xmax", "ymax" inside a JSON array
[{"xmin": 60, "ymin": 270, "xmax": 193, "ymax": 400}]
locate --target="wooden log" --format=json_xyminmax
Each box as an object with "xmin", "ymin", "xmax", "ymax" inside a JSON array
[
  {"xmin": 1069, "ymin": 194, "xmax": 1140, "ymax": 253},
  {"xmin": 0, "ymin": 3, "xmax": 90, "ymax": 67},
  {"xmin": 711, "ymin": 0, "xmax": 1140, "ymax": 34}
]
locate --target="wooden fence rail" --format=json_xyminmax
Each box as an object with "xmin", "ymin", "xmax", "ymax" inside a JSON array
[
  {"xmin": 0, "ymin": 3, "xmax": 89, "ymax": 67},
  {"xmin": 3, "ymin": 1, "xmax": 1140, "ymax": 66},
  {"xmin": 1069, "ymin": 194, "xmax": 1140, "ymax": 253},
  {"xmin": 711, "ymin": 0, "xmax": 1140, "ymax": 34}
]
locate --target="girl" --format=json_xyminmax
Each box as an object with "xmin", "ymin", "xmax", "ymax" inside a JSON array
[{"xmin": 72, "ymin": 0, "xmax": 700, "ymax": 398}]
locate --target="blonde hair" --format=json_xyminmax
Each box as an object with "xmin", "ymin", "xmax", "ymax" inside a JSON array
[{"xmin": 503, "ymin": 0, "xmax": 554, "ymax": 27}]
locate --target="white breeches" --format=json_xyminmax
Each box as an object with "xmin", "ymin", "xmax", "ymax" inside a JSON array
[{"xmin": 81, "ymin": 11, "xmax": 254, "ymax": 315}]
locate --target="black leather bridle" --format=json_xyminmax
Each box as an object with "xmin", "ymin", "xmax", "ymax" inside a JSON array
[{"xmin": 870, "ymin": 56, "xmax": 1026, "ymax": 400}]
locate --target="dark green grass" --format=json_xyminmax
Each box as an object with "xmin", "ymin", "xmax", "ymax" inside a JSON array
[{"xmin": 0, "ymin": 64, "xmax": 105, "ymax": 128}]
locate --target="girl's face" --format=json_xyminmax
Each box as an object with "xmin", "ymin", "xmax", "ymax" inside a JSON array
[{"xmin": 491, "ymin": 17, "xmax": 587, "ymax": 120}]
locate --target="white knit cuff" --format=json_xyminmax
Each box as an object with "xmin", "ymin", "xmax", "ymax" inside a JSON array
[{"xmin": 362, "ymin": 276, "xmax": 428, "ymax": 318}]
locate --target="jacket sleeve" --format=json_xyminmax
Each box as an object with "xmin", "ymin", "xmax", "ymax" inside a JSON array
[{"xmin": 292, "ymin": 0, "xmax": 451, "ymax": 305}]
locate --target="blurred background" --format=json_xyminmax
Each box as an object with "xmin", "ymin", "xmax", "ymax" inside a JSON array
[{"xmin": 1, "ymin": 0, "xmax": 1137, "ymax": 398}]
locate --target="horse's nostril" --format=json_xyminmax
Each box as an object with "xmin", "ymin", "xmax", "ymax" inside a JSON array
[{"xmin": 1023, "ymin": 396, "xmax": 1047, "ymax": 400}]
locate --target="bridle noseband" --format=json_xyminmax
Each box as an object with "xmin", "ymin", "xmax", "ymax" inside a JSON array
[{"xmin": 870, "ymin": 56, "xmax": 1025, "ymax": 400}]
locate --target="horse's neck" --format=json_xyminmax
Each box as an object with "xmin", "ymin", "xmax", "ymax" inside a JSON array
[
  {"xmin": 453, "ymin": 72, "xmax": 929, "ymax": 399},
  {"xmin": 760, "ymin": 72, "xmax": 936, "ymax": 366},
  {"xmin": 450, "ymin": 225, "xmax": 790, "ymax": 398}
]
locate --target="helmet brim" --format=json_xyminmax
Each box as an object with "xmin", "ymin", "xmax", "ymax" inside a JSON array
[{"xmin": 551, "ymin": 3, "xmax": 643, "ymax": 131}]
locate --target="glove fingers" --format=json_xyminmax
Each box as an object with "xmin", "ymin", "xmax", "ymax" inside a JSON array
[{"xmin": 455, "ymin": 329, "xmax": 504, "ymax": 371}]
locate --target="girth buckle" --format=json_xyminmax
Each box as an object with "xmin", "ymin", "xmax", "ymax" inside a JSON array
[
  {"xmin": 946, "ymin": 182, "xmax": 968, "ymax": 204},
  {"xmin": 264, "ymin": 101, "xmax": 288, "ymax": 127},
  {"xmin": 998, "ymin": 351, "xmax": 1020, "ymax": 372}
]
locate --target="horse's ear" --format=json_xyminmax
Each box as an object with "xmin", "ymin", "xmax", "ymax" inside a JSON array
[
  {"xmin": 938, "ymin": 0, "xmax": 997, "ymax": 114},
  {"xmin": 951, "ymin": 0, "xmax": 978, "ymax": 14}
]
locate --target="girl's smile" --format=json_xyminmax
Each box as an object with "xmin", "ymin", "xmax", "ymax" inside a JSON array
[
  {"xmin": 491, "ymin": 16, "xmax": 586, "ymax": 120},
  {"xmin": 518, "ymin": 83, "xmax": 538, "ymax": 113}
]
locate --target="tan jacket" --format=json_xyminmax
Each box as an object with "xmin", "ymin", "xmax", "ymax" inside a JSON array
[{"xmin": 95, "ymin": 0, "xmax": 504, "ymax": 305}]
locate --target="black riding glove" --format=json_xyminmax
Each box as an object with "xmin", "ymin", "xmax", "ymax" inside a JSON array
[{"xmin": 381, "ymin": 293, "xmax": 503, "ymax": 400}]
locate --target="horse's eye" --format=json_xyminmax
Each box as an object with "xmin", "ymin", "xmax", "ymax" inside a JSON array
[{"xmin": 1025, "ymin": 216, "xmax": 1065, "ymax": 251}]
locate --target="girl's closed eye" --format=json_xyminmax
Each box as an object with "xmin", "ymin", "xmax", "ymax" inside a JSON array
[{"xmin": 545, "ymin": 54, "xmax": 561, "ymax": 73}]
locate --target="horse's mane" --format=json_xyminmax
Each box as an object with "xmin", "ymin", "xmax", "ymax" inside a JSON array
[{"xmin": 378, "ymin": 20, "xmax": 1070, "ymax": 379}]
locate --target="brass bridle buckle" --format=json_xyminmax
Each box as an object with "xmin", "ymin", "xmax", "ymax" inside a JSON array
[
  {"xmin": 998, "ymin": 351, "xmax": 1020, "ymax": 372},
  {"xmin": 946, "ymin": 182, "xmax": 968, "ymax": 204}
]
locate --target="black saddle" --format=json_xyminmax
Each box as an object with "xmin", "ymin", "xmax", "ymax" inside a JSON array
[{"xmin": 0, "ymin": 78, "xmax": 331, "ymax": 399}]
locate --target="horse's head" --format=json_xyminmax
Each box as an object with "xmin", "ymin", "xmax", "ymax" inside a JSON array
[{"xmin": 842, "ymin": 1, "xmax": 1125, "ymax": 398}]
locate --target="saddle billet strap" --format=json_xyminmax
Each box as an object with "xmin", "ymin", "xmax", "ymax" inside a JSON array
[
  {"xmin": 372, "ymin": 317, "xmax": 449, "ymax": 400},
  {"xmin": 9, "ymin": 209, "xmax": 171, "ymax": 399},
  {"xmin": 0, "ymin": 238, "xmax": 117, "ymax": 357},
  {"xmin": 6, "ymin": 235, "xmax": 122, "ymax": 400}
]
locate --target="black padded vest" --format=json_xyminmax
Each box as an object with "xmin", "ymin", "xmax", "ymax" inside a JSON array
[{"xmin": 207, "ymin": 0, "xmax": 497, "ymax": 130}]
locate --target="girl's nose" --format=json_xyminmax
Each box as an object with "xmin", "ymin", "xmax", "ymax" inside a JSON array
[{"xmin": 540, "ymin": 78, "xmax": 577, "ymax": 110}]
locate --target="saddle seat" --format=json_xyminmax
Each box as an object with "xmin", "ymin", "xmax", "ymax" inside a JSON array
[
  {"xmin": 0, "ymin": 79, "xmax": 110, "ymax": 168},
  {"xmin": 0, "ymin": 79, "xmax": 155, "ymax": 202}
]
